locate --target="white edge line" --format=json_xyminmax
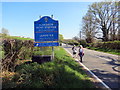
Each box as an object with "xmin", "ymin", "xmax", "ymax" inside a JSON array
[
  {"xmin": 63, "ymin": 48, "xmax": 111, "ymax": 89},
  {"xmin": 80, "ymin": 63, "xmax": 111, "ymax": 89}
]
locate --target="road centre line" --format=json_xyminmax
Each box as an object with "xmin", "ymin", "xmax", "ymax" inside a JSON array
[{"xmin": 63, "ymin": 48, "xmax": 111, "ymax": 89}]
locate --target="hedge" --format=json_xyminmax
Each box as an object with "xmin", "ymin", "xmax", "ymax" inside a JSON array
[{"xmin": 89, "ymin": 41, "xmax": 120, "ymax": 49}]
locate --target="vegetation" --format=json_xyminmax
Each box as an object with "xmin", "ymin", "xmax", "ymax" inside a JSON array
[
  {"xmin": 63, "ymin": 39, "xmax": 79, "ymax": 46},
  {"xmin": 87, "ymin": 46, "xmax": 120, "ymax": 55},
  {"xmin": 81, "ymin": 1, "xmax": 119, "ymax": 42},
  {"xmin": 82, "ymin": 11, "xmax": 98, "ymax": 43},
  {"xmin": 59, "ymin": 34, "xmax": 64, "ymax": 46},
  {"xmin": 73, "ymin": 1, "xmax": 120, "ymax": 55},
  {"xmin": 59, "ymin": 34, "xmax": 64, "ymax": 42},
  {"xmin": 1, "ymin": 34, "xmax": 95, "ymax": 88},
  {"xmin": 2, "ymin": 38, "xmax": 34, "ymax": 72},
  {"xmin": 89, "ymin": 41, "xmax": 120, "ymax": 49},
  {"xmin": 33, "ymin": 47, "xmax": 52, "ymax": 56},
  {"xmin": 2, "ymin": 47, "xmax": 95, "ymax": 88},
  {"xmin": 1, "ymin": 28, "xmax": 9, "ymax": 36},
  {"xmin": 8, "ymin": 36, "xmax": 33, "ymax": 40},
  {"xmin": 87, "ymin": 41, "xmax": 120, "ymax": 55}
]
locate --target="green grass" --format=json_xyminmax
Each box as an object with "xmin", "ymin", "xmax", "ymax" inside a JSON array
[
  {"xmin": 8, "ymin": 36, "xmax": 33, "ymax": 40},
  {"xmin": 2, "ymin": 35, "xmax": 33, "ymax": 41},
  {"xmin": 2, "ymin": 47, "xmax": 95, "ymax": 88},
  {"xmin": 0, "ymin": 45, "xmax": 4, "ymax": 59},
  {"xmin": 87, "ymin": 47, "xmax": 120, "ymax": 55},
  {"xmin": 33, "ymin": 47, "xmax": 52, "ymax": 56},
  {"xmin": 0, "ymin": 51, "xmax": 4, "ymax": 59}
]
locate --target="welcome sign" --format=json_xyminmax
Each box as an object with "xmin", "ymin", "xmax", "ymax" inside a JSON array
[{"xmin": 34, "ymin": 16, "xmax": 59, "ymax": 47}]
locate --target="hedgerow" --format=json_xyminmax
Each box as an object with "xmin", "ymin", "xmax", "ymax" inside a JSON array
[
  {"xmin": 2, "ymin": 39, "xmax": 34, "ymax": 72},
  {"xmin": 2, "ymin": 47, "xmax": 94, "ymax": 88},
  {"xmin": 89, "ymin": 41, "xmax": 120, "ymax": 49},
  {"xmin": 87, "ymin": 41, "xmax": 120, "ymax": 55}
]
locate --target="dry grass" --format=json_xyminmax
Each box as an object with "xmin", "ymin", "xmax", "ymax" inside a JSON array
[
  {"xmin": 16, "ymin": 60, "xmax": 32, "ymax": 65},
  {"xmin": 0, "ymin": 71, "xmax": 15, "ymax": 78},
  {"xmin": 1, "ymin": 60, "xmax": 31, "ymax": 78}
]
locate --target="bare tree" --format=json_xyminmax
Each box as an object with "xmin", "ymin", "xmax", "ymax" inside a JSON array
[
  {"xmin": 117, "ymin": 1, "xmax": 120, "ymax": 40},
  {"xmin": 88, "ymin": 1, "xmax": 119, "ymax": 41},
  {"xmin": 1, "ymin": 28, "xmax": 9, "ymax": 36},
  {"xmin": 72, "ymin": 36, "xmax": 80, "ymax": 42},
  {"xmin": 109, "ymin": 2, "xmax": 119, "ymax": 41},
  {"xmin": 82, "ymin": 11, "xmax": 98, "ymax": 43}
]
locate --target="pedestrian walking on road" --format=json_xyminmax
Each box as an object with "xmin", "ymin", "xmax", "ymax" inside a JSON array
[
  {"xmin": 72, "ymin": 45, "xmax": 77, "ymax": 58},
  {"xmin": 78, "ymin": 45, "xmax": 84, "ymax": 63}
]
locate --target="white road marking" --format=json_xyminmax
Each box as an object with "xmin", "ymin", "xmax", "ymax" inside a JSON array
[{"xmin": 64, "ymin": 48, "xmax": 111, "ymax": 89}]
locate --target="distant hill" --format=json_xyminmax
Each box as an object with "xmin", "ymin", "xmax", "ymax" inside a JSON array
[{"xmin": 0, "ymin": 33, "xmax": 33, "ymax": 41}]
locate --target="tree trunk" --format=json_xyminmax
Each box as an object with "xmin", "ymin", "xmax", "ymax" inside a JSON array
[{"xmin": 102, "ymin": 26, "xmax": 109, "ymax": 41}]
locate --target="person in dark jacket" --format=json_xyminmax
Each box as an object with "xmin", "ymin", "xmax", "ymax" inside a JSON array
[
  {"xmin": 72, "ymin": 45, "xmax": 77, "ymax": 58},
  {"xmin": 78, "ymin": 45, "xmax": 84, "ymax": 62}
]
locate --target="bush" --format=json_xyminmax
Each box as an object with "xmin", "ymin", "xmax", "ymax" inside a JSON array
[
  {"xmin": 33, "ymin": 47, "xmax": 52, "ymax": 56},
  {"xmin": 79, "ymin": 40, "xmax": 88, "ymax": 47},
  {"xmin": 64, "ymin": 39, "xmax": 79, "ymax": 46},
  {"xmin": 87, "ymin": 41, "xmax": 120, "ymax": 55},
  {"xmin": 2, "ymin": 47, "xmax": 94, "ymax": 88},
  {"xmin": 89, "ymin": 41, "xmax": 120, "ymax": 49},
  {"xmin": 2, "ymin": 39, "xmax": 34, "ymax": 72}
]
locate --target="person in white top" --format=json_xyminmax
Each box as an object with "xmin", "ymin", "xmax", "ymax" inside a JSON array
[{"xmin": 78, "ymin": 45, "xmax": 84, "ymax": 62}]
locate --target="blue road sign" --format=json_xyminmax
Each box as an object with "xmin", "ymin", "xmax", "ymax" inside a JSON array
[{"xmin": 34, "ymin": 16, "xmax": 59, "ymax": 47}]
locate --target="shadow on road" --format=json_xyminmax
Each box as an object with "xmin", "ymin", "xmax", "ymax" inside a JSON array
[
  {"xmin": 91, "ymin": 69, "xmax": 120, "ymax": 89},
  {"xmin": 97, "ymin": 55, "xmax": 120, "ymax": 73}
]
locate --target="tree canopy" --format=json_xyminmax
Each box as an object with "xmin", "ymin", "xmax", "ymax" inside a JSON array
[{"xmin": 81, "ymin": 1, "xmax": 119, "ymax": 42}]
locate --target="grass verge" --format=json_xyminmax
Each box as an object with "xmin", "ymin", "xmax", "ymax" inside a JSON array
[{"xmin": 2, "ymin": 47, "xmax": 95, "ymax": 88}]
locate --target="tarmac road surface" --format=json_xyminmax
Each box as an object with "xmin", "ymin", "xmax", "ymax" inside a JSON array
[{"xmin": 62, "ymin": 44, "xmax": 120, "ymax": 89}]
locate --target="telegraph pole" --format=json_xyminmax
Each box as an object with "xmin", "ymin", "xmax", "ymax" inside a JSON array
[{"xmin": 80, "ymin": 31, "xmax": 81, "ymax": 44}]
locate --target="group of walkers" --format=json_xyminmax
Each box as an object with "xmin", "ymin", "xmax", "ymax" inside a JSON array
[{"xmin": 72, "ymin": 45, "xmax": 84, "ymax": 63}]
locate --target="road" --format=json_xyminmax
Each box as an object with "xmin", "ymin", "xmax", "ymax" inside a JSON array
[{"xmin": 62, "ymin": 44, "xmax": 120, "ymax": 89}]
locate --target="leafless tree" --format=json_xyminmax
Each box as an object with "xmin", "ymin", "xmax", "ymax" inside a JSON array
[
  {"xmin": 109, "ymin": 2, "xmax": 119, "ymax": 41},
  {"xmin": 88, "ymin": 1, "xmax": 119, "ymax": 41},
  {"xmin": 82, "ymin": 11, "xmax": 98, "ymax": 43},
  {"xmin": 1, "ymin": 28, "xmax": 9, "ymax": 36}
]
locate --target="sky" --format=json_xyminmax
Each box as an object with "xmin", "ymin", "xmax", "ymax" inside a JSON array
[{"xmin": 1, "ymin": 0, "xmax": 105, "ymax": 39}]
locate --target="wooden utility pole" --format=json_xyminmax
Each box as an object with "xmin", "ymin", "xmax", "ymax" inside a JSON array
[{"xmin": 80, "ymin": 31, "xmax": 81, "ymax": 44}]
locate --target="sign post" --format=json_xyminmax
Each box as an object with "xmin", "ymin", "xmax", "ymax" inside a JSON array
[
  {"xmin": 52, "ymin": 46, "xmax": 54, "ymax": 60},
  {"xmin": 34, "ymin": 16, "xmax": 59, "ymax": 60}
]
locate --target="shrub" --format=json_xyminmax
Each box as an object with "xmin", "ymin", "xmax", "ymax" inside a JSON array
[
  {"xmin": 33, "ymin": 47, "xmax": 52, "ymax": 56},
  {"xmin": 2, "ymin": 39, "xmax": 23, "ymax": 71},
  {"xmin": 87, "ymin": 41, "xmax": 120, "ymax": 55},
  {"xmin": 89, "ymin": 41, "xmax": 120, "ymax": 49},
  {"xmin": 79, "ymin": 40, "xmax": 88, "ymax": 47},
  {"xmin": 2, "ymin": 39, "xmax": 34, "ymax": 72},
  {"xmin": 2, "ymin": 47, "xmax": 94, "ymax": 88}
]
